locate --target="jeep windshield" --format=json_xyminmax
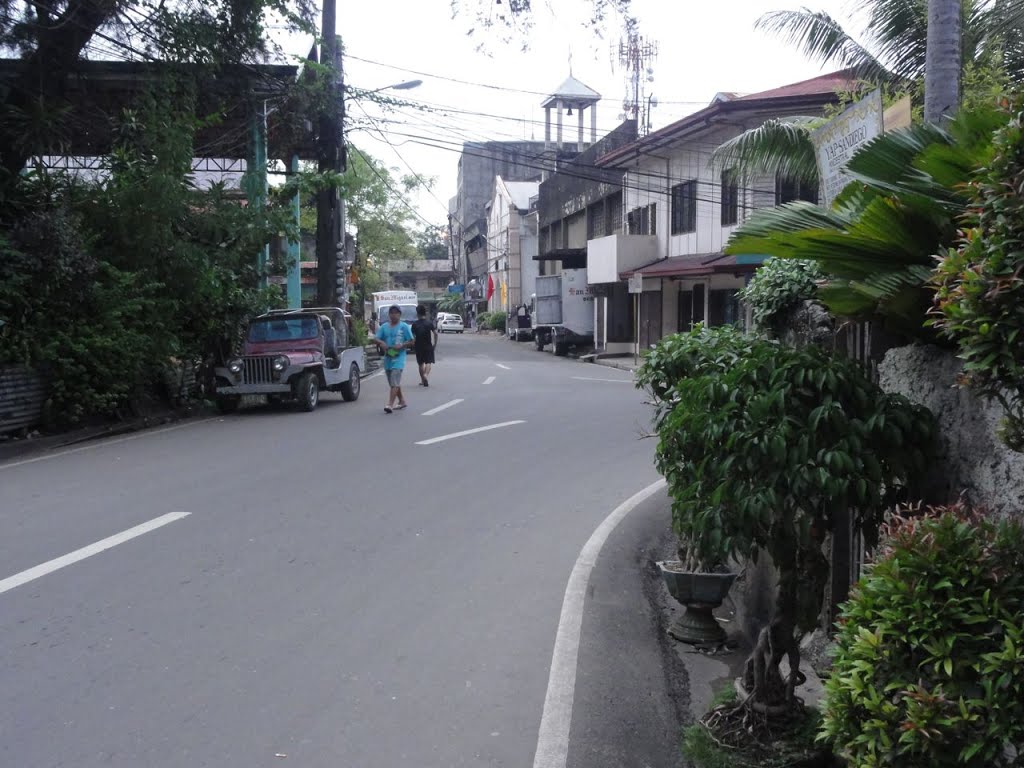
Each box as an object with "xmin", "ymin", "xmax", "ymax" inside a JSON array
[{"xmin": 248, "ymin": 317, "xmax": 321, "ymax": 343}]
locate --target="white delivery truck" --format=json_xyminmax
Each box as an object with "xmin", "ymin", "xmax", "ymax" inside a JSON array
[
  {"xmin": 371, "ymin": 290, "xmax": 419, "ymax": 327},
  {"xmin": 531, "ymin": 269, "xmax": 595, "ymax": 356}
]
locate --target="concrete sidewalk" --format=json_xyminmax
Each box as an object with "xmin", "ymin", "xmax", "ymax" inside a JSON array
[
  {"xmin": 586, "ymin": 355, "xmax": 640, "ymax": 373},
  {"xmin": 566, "ymin": 489, "xmax": 826, "ymax": 767}
]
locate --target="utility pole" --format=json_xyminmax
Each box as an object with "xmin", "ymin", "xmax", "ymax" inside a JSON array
[
  {"xmin": 316, "ymin": 0, "xmax": 344, "ymax": 307},
  {"xmin": 924, "ymin": 0, "xmax": 961, "ymax": 124},
  {"xmin": 447, "ymin": 213, "xmax": 457, "ymax": 282}
]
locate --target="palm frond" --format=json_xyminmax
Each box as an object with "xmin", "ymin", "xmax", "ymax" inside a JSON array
[
  {"xmin": 726, "ymin": 189, "xmax": 955, "ymax": 330},
  {"xmin": 840, "ymin": 123, "xmax": 957, "ymax": 209},
  {"xmin": 709, "ymin": 118, "xmax": 821, "ymax": 184},
  {"xmin": 755, "ymin": 9, "xmax": 895, "ymax": 83},
  {"xmin": 972, "ymin": 0, "xmax": 1024, "ymax": 81},
  {"xmin": 861, "ymin": 0, "xmax": 929, "ymax": 81}
]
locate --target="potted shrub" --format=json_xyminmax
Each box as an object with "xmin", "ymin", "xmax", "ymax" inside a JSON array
[
  {"xmin": 639, "ymin": 330, "xmax": 762, "ymax": 644},
  {"xmin": 639, "ymin": 326, "xmax": 936, "ymax": 758},
  {"xmin": 657, "ymin": 554, "xmax": 737, "ymax": 646},
  {"xmin": 821, "ymin": 501, "xmax": 1024, "ymax": 767}
]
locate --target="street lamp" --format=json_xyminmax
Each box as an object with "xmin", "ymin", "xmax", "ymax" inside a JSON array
[{"xmin": 360, "ymin": 80, "xmax": 423, "ymax": 96}]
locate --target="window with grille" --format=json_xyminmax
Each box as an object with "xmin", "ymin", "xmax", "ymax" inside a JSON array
[
  {"xmin": 671, "ymin": 181, "xmax": 697, "ymax": 234},
  {"xmin": 775, "ymin": 174, "xmax": 819, "ymax": 205},
  {"xmin": 627, "ymin": 203, "xmax": 656, "ymax": 235},
  {"xmin": 721, "ymin": 169, "xmax": 739, "ymax": 226},
  {"xmin": 587, "ymin": 202, "xmax": 606, "ymax": 240}
]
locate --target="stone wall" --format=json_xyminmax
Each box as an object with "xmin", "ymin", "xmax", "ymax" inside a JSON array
[{"xmin": 878, "ymin": 344, "xmax": 1024, "ymax": 518}]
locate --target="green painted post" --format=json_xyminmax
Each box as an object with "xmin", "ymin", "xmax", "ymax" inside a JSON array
[
  {"xmin": 245, "ymin": 103, "xmax": 270, "ymax": 289},
  {"xmin": 287, "ymin": 154, "xmax": 302, "ymax": 308}
]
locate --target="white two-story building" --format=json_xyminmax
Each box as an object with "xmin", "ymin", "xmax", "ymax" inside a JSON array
[
  {"xmin": 486, "ymin": 176, "xmax": 540, "ymax": 314},
  {"xmin": 590, "ymin": 70, "xmax": 855, "ymax": 352}
]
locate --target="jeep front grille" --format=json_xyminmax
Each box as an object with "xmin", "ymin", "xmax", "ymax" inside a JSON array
[{"xmin": 242, "ymin": 356, "xmax": 275, "ymax": 385}]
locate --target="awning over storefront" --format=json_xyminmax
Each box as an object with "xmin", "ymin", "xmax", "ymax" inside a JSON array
[
  {"xmin": 534, "ymin": 247, "xmax": 587, "ymax": 270},
  {"xmin": 620, "ymin": 252, "xmax": 764, "ymax": 279}
]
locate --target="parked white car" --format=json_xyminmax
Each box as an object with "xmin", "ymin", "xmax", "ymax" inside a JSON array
[{"xmin": 438, "ymin": 315, "xmax": 464, "ymax": 334}]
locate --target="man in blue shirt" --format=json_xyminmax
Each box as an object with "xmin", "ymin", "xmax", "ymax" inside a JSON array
[{"xmin": 373, "ymin": 305, "xmax": 414, "ymax": 413}]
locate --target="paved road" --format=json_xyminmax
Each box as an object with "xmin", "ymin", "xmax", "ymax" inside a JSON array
[{"xmin": 0, "ymin": 334, "xmax": 660, "ymax": 768}]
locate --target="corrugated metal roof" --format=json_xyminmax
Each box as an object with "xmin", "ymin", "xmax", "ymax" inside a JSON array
[
  {"xmin": 736, "ymin": 69, "xmax": 856, "ymax": 100},
  {"xmin": 598, "ymin": 69, "xmax": 858, "ymax": 168}
]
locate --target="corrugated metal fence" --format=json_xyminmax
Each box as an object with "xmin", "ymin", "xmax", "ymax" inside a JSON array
[{"xmin": 0, "ymin": 366, "xmax": 46, "ymax": 435}]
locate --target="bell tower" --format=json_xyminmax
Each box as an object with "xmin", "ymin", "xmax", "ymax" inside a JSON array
[{"xmin": 543, "ymin": 73, "xmax": 601, "ymax": 153}]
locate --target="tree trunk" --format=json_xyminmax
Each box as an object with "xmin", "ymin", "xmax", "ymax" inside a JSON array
[{"xmin": 924, "ymin": 0, "xmax": 962, "ymax": 124}]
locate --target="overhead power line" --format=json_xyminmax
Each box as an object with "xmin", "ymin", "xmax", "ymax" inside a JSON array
[
  {"xmin": 359, "ymin": 126, "xmax": 794, "ymax": 217},
  {"xmin": 345, "ymin": 50, "xmax": 712, "ymax": 107},
  {"xmin": 348, "ymin": 144, "xmax": 442, "ymax": 232}
]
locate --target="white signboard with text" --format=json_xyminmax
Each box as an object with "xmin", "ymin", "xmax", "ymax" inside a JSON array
[
  {"xmin": 628, "ymin": 274, "xmax": 643, "ymax": 294},
  {"xmin": 810, "ymin": 90, "xmax": 883, "ymax": 206}
]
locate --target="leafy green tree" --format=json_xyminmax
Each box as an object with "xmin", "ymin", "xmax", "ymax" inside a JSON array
[
  {"xmin": 416, "ymin": 226, "xmax": 449, "ymax": 261},
  {"xmin": 0, "ymin": 87, "xmax": 293, "ymax": 424},
  {"xmin": 638, "ymin": 326, "xmax": 935, "ymax": 716}
]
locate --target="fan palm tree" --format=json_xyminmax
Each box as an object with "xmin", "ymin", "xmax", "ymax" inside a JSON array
[{"xmin": 724, "ymin": 104, "xmax": 1007, "ymax": 337}]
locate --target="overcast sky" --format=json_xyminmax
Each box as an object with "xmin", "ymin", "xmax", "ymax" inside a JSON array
[{"xmin": 323, "ymin": 0, "xmax": 855, "ymax": 228}]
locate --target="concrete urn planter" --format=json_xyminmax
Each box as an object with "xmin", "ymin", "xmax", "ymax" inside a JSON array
[{"xmin": 657, "ymin": 561, "xmax": 736, "ymax": 645}]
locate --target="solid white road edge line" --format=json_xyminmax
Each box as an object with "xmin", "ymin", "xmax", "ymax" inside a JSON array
[
  {"xmin": 496, "ymin": 363, "xmax": 511, "ymax": 370},
  {"xmin": 483, "ymin": 376, "xmax": 496, "ymax": 385},
  {"xmin": 0, "ymin": 512, "xmax": 192, "ymax": 596},
  {"xmin": 570, "ymin": 376, "xmax": 634, "ymax": 383},
  {"xmin": 415, "ymin": 420, "xmax": 525, "ymax": 446},
  {"xmin": 422, "ymin": 399, "xmax": 464, "ymax": 416},
  {"xmin": 0, "ymin": 419, "xmax": 217, "ymax": 472},
  {"xmin": 532, "ymin": 478, "xmax": 667, "ymax": 768}
]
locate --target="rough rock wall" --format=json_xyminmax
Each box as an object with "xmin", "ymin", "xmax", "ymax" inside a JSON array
[{"xmin": 878, "ymin": 345, "xmax": 1024, "ymax": 518}]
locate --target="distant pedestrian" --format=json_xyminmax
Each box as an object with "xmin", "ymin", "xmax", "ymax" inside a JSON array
[
  {"xmin": 411, "ymin": 304, "xmax": 438, "ymax": 387},
  {"xmin": 372, "ymin": 304, "xmax": 414, "ymax": 413}
]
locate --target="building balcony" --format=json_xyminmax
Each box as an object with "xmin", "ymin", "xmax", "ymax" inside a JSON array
[{"xmin": 586, "ymin": 234, "xmax": 659, "ymax": 284}]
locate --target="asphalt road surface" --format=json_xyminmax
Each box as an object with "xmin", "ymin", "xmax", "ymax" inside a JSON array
[{"xmin": 0, "ymin": 334, "xmax": 660, "ymax": 768}]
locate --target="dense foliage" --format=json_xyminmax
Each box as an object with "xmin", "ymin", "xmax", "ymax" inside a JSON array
[
  {"xmin": 475, "ymin": 311, "xmax": 507, "ymax": 332},
  {"xmin": 739, "ymin": 257, "xmax": 823, "ymax": 336},
  {"xmin": 0, "ymin": 91, "xmax": 291, "ymax": 425},
  {"xmin": 932, "ymin": 98, "xmax": 1024, "ymax": 451},
  {"xmin": 727, "ymin": 105, "xmax": 1008, "ymax": 338},
  {"xmin": 822, "ymin": 503, "xmax": 1024, "ymax": 767},
  {"xmin": 638, "ymin": 326, "xmax": 935, "ymax": 708}
]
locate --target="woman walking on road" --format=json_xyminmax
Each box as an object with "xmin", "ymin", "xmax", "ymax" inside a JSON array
[{"xmin": 411, "ymin": 304, "xmax": 438, "ymax": 387}]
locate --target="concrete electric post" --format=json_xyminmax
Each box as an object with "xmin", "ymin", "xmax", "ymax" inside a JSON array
[{"xmin": 316, "ymin": 0, "xmax": 343, "ymax": 307}]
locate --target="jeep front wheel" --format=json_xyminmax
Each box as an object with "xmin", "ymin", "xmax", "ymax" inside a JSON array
[
  {"xmin": 340, "ymin": 362, "xmax": 361, "ymax": 402},
  {"xmin": 297, "ymin": 372, "xmax": 320, "ymax": 412}
]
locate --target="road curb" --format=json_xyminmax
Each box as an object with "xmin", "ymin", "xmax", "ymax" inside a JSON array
[
  {"xmin": 0, "ymin": 405, "xmax": 213, "ymax": 464},
  {"xmin": 533, "ymin": 479, "xmax": 668, "ymax": 768}
]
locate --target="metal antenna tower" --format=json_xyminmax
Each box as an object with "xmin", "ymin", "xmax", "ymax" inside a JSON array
[{"xmin": 615, "ymin": 29, "xmax": 658, "ymax": 134}]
